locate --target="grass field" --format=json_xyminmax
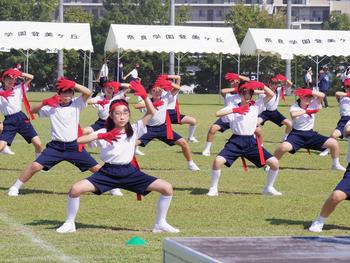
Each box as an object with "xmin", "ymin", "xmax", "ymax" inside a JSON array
[{"xmin": 0, "ymin": 93, "xmax": 350, "ymax": 262}]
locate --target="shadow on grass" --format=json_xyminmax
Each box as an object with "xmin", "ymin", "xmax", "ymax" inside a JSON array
[
  {"xmin": 0, "ymin": 167, "xmax": 22, "ymax": 172},
  {"xmin": 266, "ymin": 218, "xmax": 350, "ymax": 231},
  {"xmin": 174, "ymin": 187, "xmax": 261, "ymax": 196},
  {"xmin": 26, "ymin": 219, "xmax": 141, "ymax": 232},
  {"xmin": 0, "ymin": 187, "xmax": 67, "ymax": 195},
  {"xmin": 279, "ymin": 167, "xmax": 322, "ymax": 171}
]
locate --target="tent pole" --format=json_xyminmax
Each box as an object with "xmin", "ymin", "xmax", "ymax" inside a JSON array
[
  {"xmin": 161, "ymin": 56, "xmax": 164, "ymax": 74},
  {"xmin": 117, "ymin": 49, "xmax": 120, "ymax": 82},
  {"xmin": 88, "ymin": 51, "xmax": 92, "ymax": 90},
  {"xmin": 177, "ymin": 55, "xmax": 180, "ymax": 76},
  {"xmin": 257, "ymin": 53, "xmax": 260, "ymax": 81},
  {"xmin": 316, "ymin": 55, "xmax": 319, "ymax": 91},
  {"xmin": 26, "ymin": 50, "xmax": 29, "ymax": 74},
  {"xmin": 219, "ymin": 53, "xmax": 222, "ymax": 103},
  {"xmin": 83, "ymin": 51, "xmax": 86, "ymax": 86},
  {"xmin": 238, "ymin": 54, "xmax": 241, "ymax": 74}
]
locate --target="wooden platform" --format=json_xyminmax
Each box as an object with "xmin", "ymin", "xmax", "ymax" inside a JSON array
[{"xmin": 163, "ymin": 236, "xmax": 350, "ymax": 263}]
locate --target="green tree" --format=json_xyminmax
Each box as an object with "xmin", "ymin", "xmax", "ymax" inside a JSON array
[{"xmin": 323, "ymin": 11, "xmax": 350, "ymax": 30}]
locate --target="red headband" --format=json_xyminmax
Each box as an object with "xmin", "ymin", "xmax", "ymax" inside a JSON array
[
  {"xmin": 344, "ymin": 79, "xmax": 350, "ymax": 87},
  {"xmin": 109, "ymin": 101, "xmax": 129, "ymax": 113}
]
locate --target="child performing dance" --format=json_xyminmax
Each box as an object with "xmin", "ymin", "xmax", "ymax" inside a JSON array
[
  {"xmin": 165, "ymin": 75, "xmax": 199, "ymax": 143},
  {"xmin": 309, "ymin": 120, "xmax": 350, "ymax": 232},
  {"xmin": 257, "ymin": 74, "xmax": 292, "ymax": 142},
  {"xmin": 56, "ymin": 81, "xmax": 179, "ymax": 233},
  {"xmin": 274, "ymin": 88, "xmax": 346, "ymax": 171},
  {"xmin": 207, "ymin": 81, "xmax": 282, "ymax": 197},
  {"xmin": 202, "ymin": 73, "xmax": 249, "ymax": 156},
  {"xmin": 0, "ymin": 69, "xmax": 42, "ymax": 156},
  {"xmin": 319, "ymin": 78, "xmax": 350, "ymax": 156},
  {"xmin": 135, "ymin": 76, "xmax": 200, "ymax": 171},
  {"xmin": 8, "ymin": 77, "xmax": 100, "ymax": 196}
]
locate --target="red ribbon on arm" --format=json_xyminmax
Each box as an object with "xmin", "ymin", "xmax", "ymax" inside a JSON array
[
  {"xmin": 241, "ymin": 157, "xmax": 248, "ymax": 172},
  {"xmin": 165, "ymin": 111, "xmax": 174, "ymax": 140},
  {"xmin": 255, "ymin": 134, "xmax": 266, "ymax": 167},
  {"xmin": 21, "ymin": 83, "xmax": 35, "ymax": 120},
  {"xmin": 131, "ymin": 155, "xmax": 142, "ymax": 201},
  {"xmin": 281, "ymin": 86, "xmax": 286, "ymax": 104},
  {"xmin": 77, "ymin": 124, "xmax": 85, "ymax": 152},
  {"xmin": 175, "ymin": 99, "xmax": 181, "ymax": 124}
]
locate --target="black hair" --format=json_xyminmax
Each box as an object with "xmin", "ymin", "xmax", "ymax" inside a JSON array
[
  {"xmin": 106, "ymin": 99, "xmax": 133, "ymax": 138},
  {"xmin": 238, "ymin": 81, "xmax": 254, "ymax": 96},
  {"xmin": 57, "ymin": 89, "xmax": 74, "ymax": 95}
]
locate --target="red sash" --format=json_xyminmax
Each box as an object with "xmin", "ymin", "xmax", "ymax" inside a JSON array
[
  {"xmin": 165, "ymin": 111, "xmax": 174, "ymax": 140},
  {"xmin": 175, "ymin": 99, "xmax": 181, "ymax": 124},
  {"xmin": 21, "ymin": 83, "xmax": 35, "ymax": 120},
  {"xmin": 77, "ymin": 125, "xmax": 85, "ymax": 152},
  {"xmin": 131, "ymin": 156, "xmax": 142, "ymax": 201}
]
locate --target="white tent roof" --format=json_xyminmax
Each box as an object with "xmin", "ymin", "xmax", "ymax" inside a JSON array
[
  {"xmin": 104, "ymin": 24, "xmax": 240, "ymax": 55},
  {"xmin": 0, "ymin": 21, "xmax": 93, "ymax": 52},
  {"xmin": 240, "ymin": 28, "xmax": 350, "ymax": 59}
]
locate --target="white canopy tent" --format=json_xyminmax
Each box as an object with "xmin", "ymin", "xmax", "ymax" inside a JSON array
[
  {"xmin": 0, "ymin": 21, "xmax": 94, "ymax": 87},
  {"xmin": 104, "ymin": 24, "xmax": 240, "ymax": 92},
  {"xmin": 241, "ymin": 28, "xmax": 350, "ymax": 81}
]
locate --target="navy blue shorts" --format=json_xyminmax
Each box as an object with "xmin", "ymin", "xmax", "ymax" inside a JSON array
[
  {"xmin": 87, "ymin": 163, "xmax": 157, "ymax": 195},
  {"xmin": 335, "ymin": 164, "xmax": 350, "ymax": 200},
  {"xmin": 90, "ymin": 118, "xmax": 106, "ymax": 131},
  {"xmin": 167, "ymin": 109, "xmax": 185, "ymax": 124},
  {"xmin": 36, "ymin": 140, "xmax": 98, "ymax": 171},
  {"xmin": 213, "ymin": 118, "xmax": 230, "ymax": 133},
  {"xmin": 259, "ymin": 110, "xmax": 286, "ymax": 127},
  {"xmin": 335, "ymin": 116, "xmax": 350, "ymax": 138},
  {"xmin": 285, "ymin": 129, "xmax": 328, "ymax": 154},
  {"xmin": 218, "ymin": 134, "xmax": 273, "ymax": 168},
  {"xmin": 139, "ymin": 124, "xmax": 182, "ymax": 147},
  {"xmin": 0, "ymin": 111, "xmax": 38, "ymax": 146}
]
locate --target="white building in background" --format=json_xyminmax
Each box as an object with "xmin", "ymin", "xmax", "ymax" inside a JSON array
[{"xmin": 62, "ymin": 0, "xmax": 350, "ymax": 29}]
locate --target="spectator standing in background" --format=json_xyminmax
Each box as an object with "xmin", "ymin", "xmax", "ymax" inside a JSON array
[
  {"xmin": 318, "ymin": 66, "xmax": 330, "ymax": 108},
  {"xmin": 305, "ymin": 67, "xmax": 313, "ymax": 88}
]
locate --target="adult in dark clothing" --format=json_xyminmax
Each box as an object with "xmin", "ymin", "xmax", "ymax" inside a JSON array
[{"xmin": 318, "ymin": 66, "xmax": 330, "ymax": 108}]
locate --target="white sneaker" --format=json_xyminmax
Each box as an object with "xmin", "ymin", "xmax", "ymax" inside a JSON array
[
  {"xmin": 207, "ymin": 187, "xmax": 218, "ymax": 196},
  {"xmin": 110, "ymin": 188, "xmax": 123, "ymax": 196},
  {"xmin": 152, "ymin": 223, "xmax": 179, "ymax": 233},
  {"xmin": 135, "ymin": 148, "xmax": 145, "ymax": 156},
  {"xmin": 319, "ymin": 149, "xmax": 329, "ymax": 156},
  {"xmin": 188, "ymin": 162, "xmax": 200, "ymax": 171},
  {"xmin": 309, "ymin": 220, "xmax": 324, "ymax": 232},
  {"xmin": 262, "ymin": 187, "xmax": 282, "ymax": 196},
  {"xmin": 1, "ymin": 146, "xmax": 15, "ymax": 155},
  {"xmin": 188, "ymin": 137, "xmax": 199, "ymax": 143},
  {"xmin": 202, "ymin": 150, "xmax": 210, "ymax": 157},
  {"xmin": 8, "ymin": 187, "xmax": 19, "ymax": 196},
  {"xmin": 56, "ymin": 221, "xmax": 76, "ymax": 233},
  {"xmin": 331, "ymin": 164, "xmax": 346, "ymax": 171}
]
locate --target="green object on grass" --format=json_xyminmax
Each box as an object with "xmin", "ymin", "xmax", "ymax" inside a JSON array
[{"xmin": 126, "ymin": 236, "xmax": 147, "ymax": 246}]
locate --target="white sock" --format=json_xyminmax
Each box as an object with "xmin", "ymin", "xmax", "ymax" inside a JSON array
[
  {"xmin": 210, "ymin": 169, "xmax": 221, "ymax": 189},
  {"xmin": 155, "ymin": 195, "xmax": 172, "ymax": 225},
  {"xmin": 317, "ymin": 216, "xmax": 327, "ymax": 224},
  {"xmin": 266, "ymin": 169, "xmax": 279, "ymax": 189},
  {"xmin": 204, "ymin": 142, "xmax": 212, "ymax": 152},
  {"xmin": 332, "ymin": 157, "xmax": 340, "ymax": 166},
  {"xmin": 13, "ymin": 179, "xmax": 24, "ymax": 189},
  {"xmin": 188, "ymin": 125, "xmax": 196, "ymax": 139},
  {"xmin": 66, "ymin": 196, "xmax": 80, "ymax": 223},
  {"xmin": 188, "ymin": 160, "xmax": 195, "ymax": 166}
]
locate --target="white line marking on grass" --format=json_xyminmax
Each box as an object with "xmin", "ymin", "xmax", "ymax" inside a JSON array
[{"xmin": 0, "ymin": 212, "xmax": 80, "ymax": 263}]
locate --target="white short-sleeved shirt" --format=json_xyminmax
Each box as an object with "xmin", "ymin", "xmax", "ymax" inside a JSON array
[
  {"xmin": 93, "ymin": 120, "xmax": 147, "ymax": 164},
  {"xmin": 38, "ymin": 96, "xmax": 87, "ymax": 142},
  {"xmin": 305, "ymin": 72, "xmax": 312, "ymax": 83},
  {"xmin": 290, "ymin": 99, "xmax": 321, "ymax": 131},
  {"xmin": 221, "ymin": 93, "xmax": 241, "ymax": 123},
  {"xmin": 338, "ymin": 96, "xmax": 350, "ymax": 117},
  {"xmin": 147, "ymin": 92, "xmax": 174, "ymax": 126},
  {"xmin": 89, "ymin": 91, "xmax": 128, "ymax": 120},
  {"xmin": 0, "ymin": 84, "xmax": 26, "ymax": 116},
  {"xmin": 167, "ymin": 92, "xmax": 178, "ymax": 110},
  {"xmin": 100, "ymin": 63, "xmax": 108, "ymax": 78},
  {"xmin": 225, "ymin": 97, "xmax": 265, "ymax": 136},
  {"xmin": 259, "ymin": 87, "xmax": 281, "ymax": 111},
  {"xmin": 130, "ymin": 69, "xmax": 138, "ymax": 79}
]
